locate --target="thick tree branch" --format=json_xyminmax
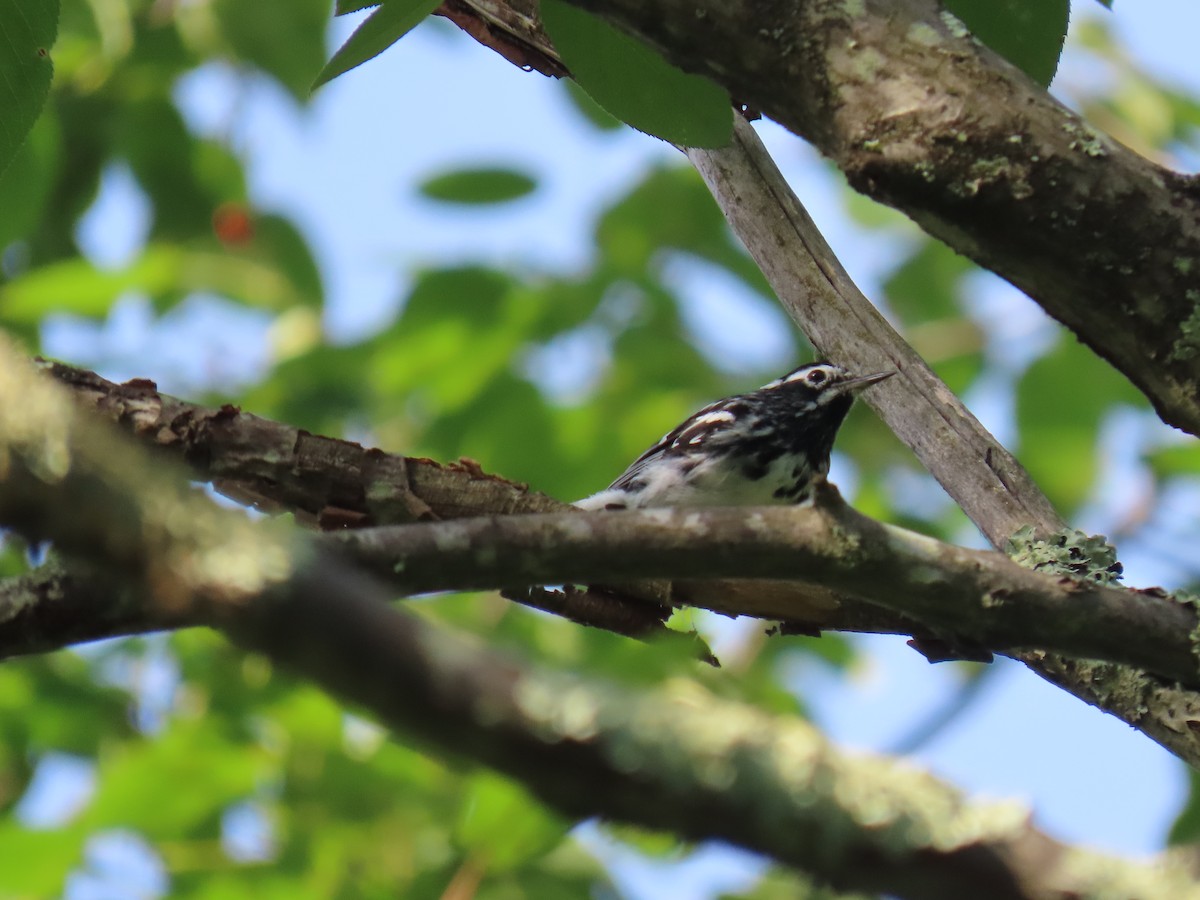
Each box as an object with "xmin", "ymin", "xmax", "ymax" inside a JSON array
[
  {"xmin": 329, "ymin": 497, "xmax": 1200, "ymax": 688},
  {"xmin": 0, "ymin": 560, "xmax": 190, "ymax": 659},
  {"xmin": 40, "ymin": 360, "xmax": 565, "ymax": 525},
  {"xmin": 3, "ymin": 340, "xmax": 1196, "ymax": 899}
]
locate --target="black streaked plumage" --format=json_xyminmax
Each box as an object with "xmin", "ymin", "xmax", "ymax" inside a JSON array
[{"xmin": 576, "ymin": 362, "xmax": 891, "ymax": 510}]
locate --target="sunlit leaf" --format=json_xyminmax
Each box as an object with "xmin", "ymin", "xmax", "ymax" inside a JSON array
[
  {"xmin": 540, "ymin": 0, "xmax": 732, "ymax": 148},
  {"xmin": 0, "ymin": 822, "xmax": 86, "ymax": 894},
  {"xmin": 84, "ymin": 723, "xmax": 266, "ymax": 837}
]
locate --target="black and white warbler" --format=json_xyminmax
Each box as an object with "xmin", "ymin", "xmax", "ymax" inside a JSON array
[{"xmin": 576, "ymin": 362, "xmax": 892, "ymax": 510}]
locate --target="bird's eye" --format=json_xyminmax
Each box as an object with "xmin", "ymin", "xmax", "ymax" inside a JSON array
[{"xmin": 807, "ymin": 369, "xmax": 828, "ymax": 386}]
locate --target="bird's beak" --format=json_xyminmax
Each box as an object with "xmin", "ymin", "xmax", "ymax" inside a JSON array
[{"xmin": 838, "ymin": 370, "xmax": 894, "ymax": 394}]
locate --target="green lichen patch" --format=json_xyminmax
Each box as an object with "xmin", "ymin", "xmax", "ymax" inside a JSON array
[
  {"xmin": 1168, "ymin": 300, "xmax": 1200, "ymax": 364},
  {"xmin": 1005, "ymin": 525, "xmax": 1124, "ymax": 586}
]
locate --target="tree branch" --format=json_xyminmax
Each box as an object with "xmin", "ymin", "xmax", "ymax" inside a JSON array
[
  {"xmin": 328, "ymin": 495, "xmax": 1200, "ymax": 688},
  {"xmin": 0, "ymin": 560, "xmax": 191, "ymax": 659},
  {"xmin": 41, "ymin": 359, "xmax": 1200, "ymax": 763},
  {"xmin": 3, "ymin": 339, "xmax": 1196, "ymax": 899}
]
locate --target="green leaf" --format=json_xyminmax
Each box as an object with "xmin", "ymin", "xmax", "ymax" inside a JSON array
[
  {"xmin": 418, "ymin": 167, "xmax": 537, "ymax": 205},
  {"xmin": 0, "ymin": 822, "xmax": 86, "ymax": 894},
  {"xmin": 0, "ymin": 109, "xmax": 61, "ymax": 253},
  {"xmin": 336, "ymin": 0, "xmax": 380, "ymax": 13},
  {"xmin": 455, "ymin": 772, "xmax": 567, "ymax": 871},
  {"xmin": 1144, "ymin": 442, "xmax": 1200, "ymax": 480},
  {"xmin": 214, "ymin": 0, "xmax": 330, "ymax": 102},
  {"xmin": 1015, "ymin": 337, "xmax": 1144, "ymax": 514},
  {"xmin": 0, "ymin": 243, "xmax": 316, "ymax": 323},
  {"xmin": 84, "ymin": 723, "xmax": 266, "ymax": 837},
  {"xmin": 313, "ymin": 0, "xmax": 442, "ymax": 89},
  {"xmin": 884, "ymin": 240, "xmax": 974, "ymax": 324},
  {"xmin": 561, "ymin": 79, "xmax": 623, "ymax": 132},
  {"xmin": 594, "ymin": 165, "xmax": 770, "ymax": 299},
  {"xmin": 881, "ymin": 240, "xmax": 983, "ymax": 393},
  {"xmin": 1170, "ymin": 767, "xmax": 1200, "ymax": 844},
  {"xmin": 942, "ymin": 0, "xmax": 1068, "ymax": 87},
  {"xmin": 540, "ymin": 0, "xmax": 732, "ymax": 148},
  {"xmin": 0, "ymin": 0, "xmax": 58, "ymax": 178}
]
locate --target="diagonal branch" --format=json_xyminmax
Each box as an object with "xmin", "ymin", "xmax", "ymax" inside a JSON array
[{"xmin": 687, "ymin": 115, "xmax": 1062, "ymax": 547}]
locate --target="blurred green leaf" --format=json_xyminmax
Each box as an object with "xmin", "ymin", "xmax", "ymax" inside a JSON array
[
  {"xmin": 0, "ymin": 0, "xmax": 57, "ymax": 178},
  {"xmin": 314, "ymin": 0, "xmax": 441, "ymax": 89},
  {"xmin": 0, "ymin": 821, "xmax": 86, "ymax": 894},
  {"xmin": 1145, "ymin": 443, "xmax": 1200, "ymax": 480},
  {"xmin": 115, "ymin": 99, "xmax": 214, "ymax": 240},
  {"xmin": 242, "ymin": 342, "xmax": 375, "ymax": 433},
  {"xmin": 241, "ymin": 214, "xmax": 325, "ymax": 309},
  {"xmin": 1016, "ymin": 337, "xmax": 1144, "ymax": 513},
  {"xmin": 599, "ymin": 822, "xmax": 686, "ymax": 859},
  {"xmin": 595, "ymin": 165, "xmax": 771, "ymax": 299},
  {"xmin": 0, "ymin": 109, "xmax": 61, "ymax": 254},
  {"xmin": 0, "ymin": 653, "xmax": 132, "ymax": 756},
  {"xmin": 882, "ymin": 240, "xmax": 983, "ymax": 393},
  {"xmin": 84, "ymin": 722, "xmax": 267, "ymax": 837},
  {"xmin": 1169, "ymin": 767, "xmax": 1200, "ymax": 845},
  {"xmin": 214, "ymin": 0, "xmax": 329, "ymax": 101},
  {"xmin": 884, "ymin": 240, "xmax": 974, "ymax": 324},
  {"xmin": 455, "ymin": 772, "xmax": 567, "ymax": 871},
  {"xmin": 0, "ymin": 241, "xmax": 318, "ymax": 324},
  {"xmin": 422, "ymin": 372, "xmax": 560, "ymax": 490},
  {"xmin": 418, "ymin": 166, "xmax": 538, "ymax": 205},
  {"xmin": 943, "ymin": 0, "xmax": 1068, "ymax": 87},
  {"xmin": 540, "ymin": 0, "xmax": 732, "ymax": 148}
]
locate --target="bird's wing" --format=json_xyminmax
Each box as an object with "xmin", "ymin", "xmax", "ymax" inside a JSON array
[{"xmin": 609, "ymin": 396, "xmax": 748, "ymax": 489}]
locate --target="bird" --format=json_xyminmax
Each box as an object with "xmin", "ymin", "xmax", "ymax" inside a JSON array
[{"xmin": 576, "ymin": 362, "xmax": 892, "ymax": 511}]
